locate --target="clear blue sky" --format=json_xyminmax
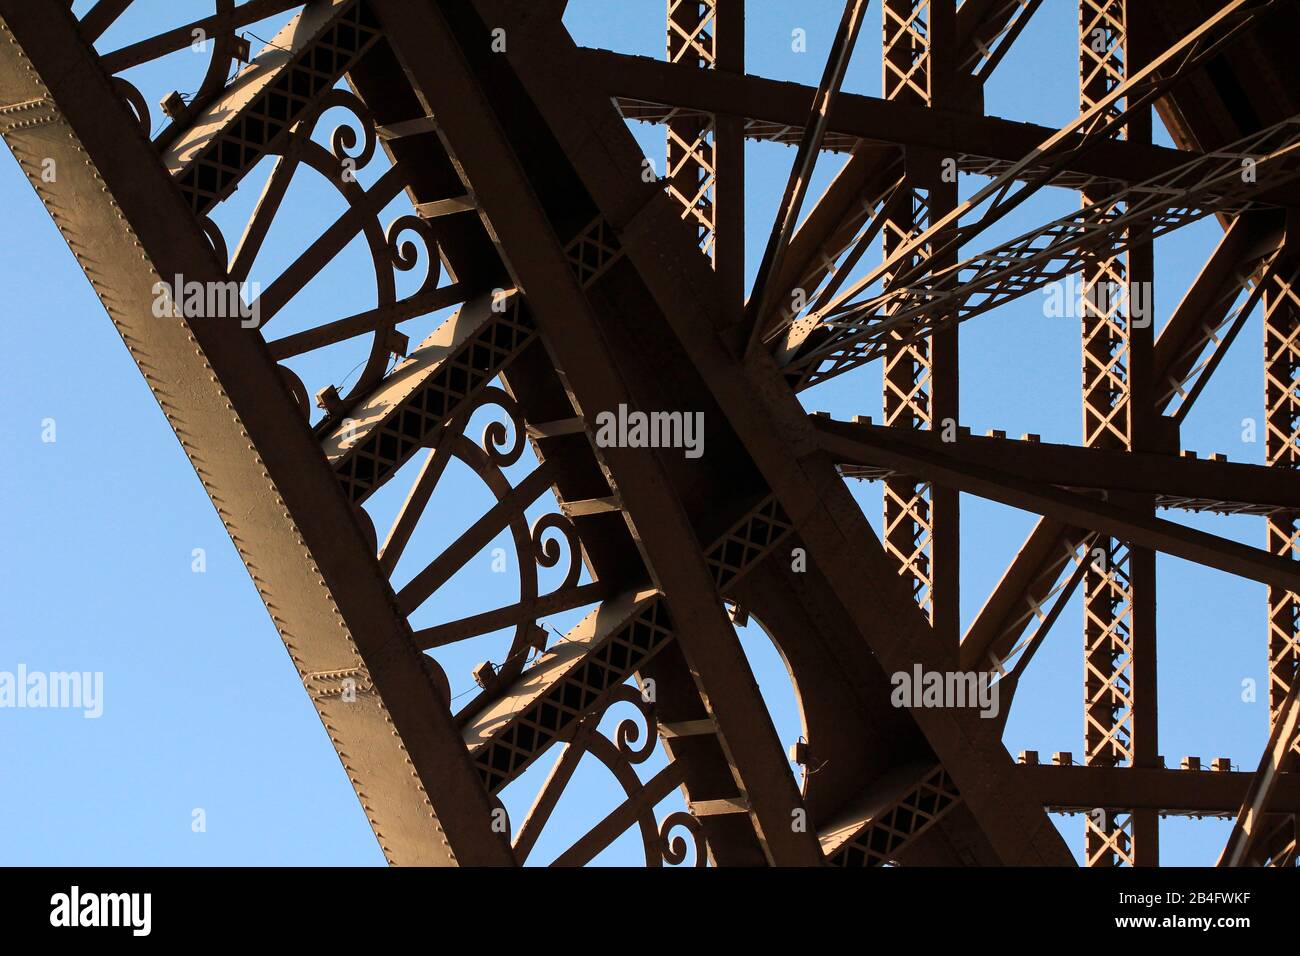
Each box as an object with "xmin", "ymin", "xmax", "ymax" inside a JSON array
[{"xmin": 0, "ymin": 0, "xmax": 1273, "ymax": 866}]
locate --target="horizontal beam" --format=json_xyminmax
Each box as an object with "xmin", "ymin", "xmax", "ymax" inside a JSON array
[
  {"xmin": 1022, "ymin": 764, "xmax": 1300, "ymax": 817},
  {"xmin": 812, "ymin": 416, "xmax": 1300, "ymax": 593},
  {"xmin": 581, "ymin": 48, "xmax": 1206, "ymax": 189},
  {"xmin": 827, "ymin": 419, "xmax": 1300, "ymax": 516}
]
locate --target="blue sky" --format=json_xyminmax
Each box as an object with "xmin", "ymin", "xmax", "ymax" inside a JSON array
[{"xmin": 0, "ymin": 0, "xmax": 1275, "ymax": 866}]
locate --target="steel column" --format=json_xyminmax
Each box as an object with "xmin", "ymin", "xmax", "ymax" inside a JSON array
[
  {"xmin": 666, "ymin": 0, "xmax": 744, "ymax": 315},
  {"xmin": 1078, "ymin": 0, "xmax": 1158, "ymax": 866},
  {"xmin": 881, "ymin": 0, "xmax": 959, "ymax": 642},
  {"xmin": 1261, "ymin": 247, "xmax": 1300, "ymax": 863}
]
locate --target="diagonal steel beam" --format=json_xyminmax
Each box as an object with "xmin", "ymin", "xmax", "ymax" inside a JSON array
[
  {"xmin": 781, "ymin": 120, "xmax": 1300, "ymax": 389},
  {"xmin": 161, "ymin": 0, "xmax": 381, "ymax": 216},
  {"xmin": 819, "ymin": 763, "xmax": 963, "ymax": 866},
  {"xmin": 1219, "ymin": 669, "xmax": 1300, "ymax": 866},
  {"xmin": 743, "ymin": 0, "xmax": 869, "ymax": 352},
  {"xmin": 961, "ymin": 214, "xmax": 1283, "ymax": 675},
  {"xmin": 0, "ymin": 0, "xmax": 512, "ymax": 865},
  {"xmin": 371, "ymin": 0, "xmax": 825, "ymax": 866},
  {"xmin": 97, "ymin": 1, "xmax": 308, "ymax": 73},
  {"xmin": 957, "ymin": 0, "xmax": 1044, "ymax": 84},
  {"xmin": 78, "ymin": 1, "xmax": 135, "ymax": 45},
  {"xmin": 322, "ymin": 292, "xmax": 536, "ymax": 504},
  {"xmin": 341, "ymin": 31, "xmax": 785, "ymax": 865},
  {"xmin": 815, "ymin": 0, "xmax": 1284, "ymax": 324},
  {"xmin": 461, "ymin": 589, "xmax": 672, "ymax": 794},
  {"xmin": 472, "ymin": 0, "xmax": 1073, "ymax": 866}
]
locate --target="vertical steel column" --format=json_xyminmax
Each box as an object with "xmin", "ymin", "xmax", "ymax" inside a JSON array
[
  {"xmin": 1263, "ymin": 250, "xmax": 1300, "ymax": 862},
  {"xmin": 666, "ymin": 1, "xmax": 715, "ymax": 256},
  {"xmin": 1078, "ymin": 0, "xmax": 1159, "ymax": 867},
  {"xmin": 666, "ymin": 0, "xmax": 744, "ymax": 318},
  {"xmin": 714, "ymin": 0, "xmax": 745, "ymax": 320},
  {"xmin": 881, "ymin": 0, "xmax": 960, "ymax": 642},
  {"xmin": 1265, "ymin": 255, "xmax": 1300, "ymax": 720}
]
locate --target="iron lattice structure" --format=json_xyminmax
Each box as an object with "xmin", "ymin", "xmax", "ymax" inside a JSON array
[{"xmin": 2, "ymin": 0, "xmax": 1299, "ymax": 867}]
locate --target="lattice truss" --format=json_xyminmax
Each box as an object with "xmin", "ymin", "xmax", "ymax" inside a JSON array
[
  {"xmin": 2, "ymin": 0, "xmax": 1300, "ymax": 869},
  {"xmin": 879, "ymin": 0, "xmax": 958, "ymax": 637},
  {"xmin": 881, "ymin": 183, "xmax": 942, "ymax": 623},
  {"xmin": 1258, "ymin": 257, "xmax": 1300, "ymax": 867},
  {"xmin": 1265, "ymin": 260, "xmax": 1300, "ymax": 719},
  {"xmin": 1077, "ymin": 0, "xmax": 1145, "ymax": 869},
  {"xmin": 665, "ymin": 0, "xmax": 718, "ymax": 260}
]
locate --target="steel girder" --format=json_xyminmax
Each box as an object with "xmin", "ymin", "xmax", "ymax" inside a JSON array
[
  {"xmin": 368, "ymin": 0, "xmax": 1072, "ymax": 866},
  {"xmin": 0, "ymin": 0, "xmax": 511, "ymax": 866},
  {"xmin": 1076, "ymin": 0, "xmax": 1159, "ymax": 868},
  {"xmin": 876, "ymin": 0, "xmax": 960, "ymax": 645}
]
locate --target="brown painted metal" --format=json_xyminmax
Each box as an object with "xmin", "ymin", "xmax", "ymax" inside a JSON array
[
  {"xmin": 398, "ymin": 0, "xmax": 1073, "ymax": 866},
  {"xmin": 1076, "ymin": 0, "xmax": 1158, "ymax": 868},
  {"xmin": 1220, "ymin": 672, "xmax": 1300, "ymax": 866},
  {"xmin": 3, "ymin": 0, "xmax": 1298, "ymax": 867},
  {"xmin": 589, "ymin": 49, "xmax": 1200, "ymax": 187},
  {"xmin": 830, "ymin": 420, "xmax": 1300, "ymax": 516},
  {"xmin": 878, "ymin": 0, "xmax": 960, "ymax": 646},
  {"xmin": 814, "ymin": 416, "xmax": 1300, "ymax": 593},
  {"xmin": 368, "ymin": 0, "xmax": 825, "ymax": 865},
  {"xmin": 0, "ymin": 0, "xmax": 511, "ymax": 867},
  {"xmin": 743, "ymin": 0, "xmax": 868, "ymax": 351}
]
